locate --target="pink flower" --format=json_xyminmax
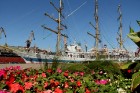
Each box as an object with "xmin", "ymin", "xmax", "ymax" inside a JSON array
[
  {"xmin": 91, "ymin": 70, "xmax": 95, "ymax": 75},
  {"xmin": 44, "ymin": 82, "xmax": 48, "ymax": 88},
  {"xmin": 0, "ymin": 90, "xmax": 10, "ymax": 93},
  {"xmin": 74, "ymin": 72, "xmax": 79, "ymax": 76},
  {"xmin": 95, "ymin": 80, "xmax": 100, "ymax": 85},
  {"xmin": 95, "ymin": 79, "xmax": 108, "ymax": 85},
  {"xmin": 100, "ymin": 79, "xmax": 108, "ymax": 85},
  {"xmin": 56, "ymin": 68, "xmax": 62, "ymax": 73},
  {"xmin": 0, "ymin": 70, "xmax": 5, "ymax": 77},
  {"xmin": 70, "ymin": 78, "xmax": 74, "ymax": 82},
  {"xmin": 42, "ymin": 90, "xmax": 52, "ymax": 93},
  {"xmin": 15, "ymin": 66, "xmax": 21, "ymax": 70},
  {"xmin": 42, "ymin": 73, "xmax": 46, "ymax": 78},
  {"xmin": 64, "ymin": 82, "xmax": 69, "ymax": 88},
  {"xmin": 24, "ymin": 82, "xmax": 33, "ymax": 89},
  {"xmin": 79, "ymin": 72, "xmax": 84, "ymax": 76}
]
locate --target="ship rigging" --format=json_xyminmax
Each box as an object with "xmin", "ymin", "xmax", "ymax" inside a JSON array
[{"xmin": 42, "ymin": 0, "xmax": 68, "ymax": 56}]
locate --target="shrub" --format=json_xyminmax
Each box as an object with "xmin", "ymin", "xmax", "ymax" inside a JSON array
[
  {"xmin": 86, "ymin": 60, "xmax": 122, "ymax": 75},
  {"xmin": 61, "ymin": 63, "xmax": 90, "ymax": 73},
  {"xmin": 52, "ymin": 57, "xmax": 59, "ymax": 70}
]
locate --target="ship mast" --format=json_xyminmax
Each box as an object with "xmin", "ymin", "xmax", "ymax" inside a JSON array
[
  {"xmin": 117, "ymin": 4, "xmax": 123, "ymax": 49},
  {"xmin": 42, "ymin": 0, "xmax": 68, "ymax": 56},
  {"xmin": 87, "ymin": 0, "xmax": 100, "ymax": 58},
  {"xmin": 95, "ymin": 0, "xmax": 100, "ymax": 57}
]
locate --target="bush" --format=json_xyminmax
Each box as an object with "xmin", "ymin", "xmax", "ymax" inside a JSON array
[
  {"xmin": 86, "ymin": 60, "xmax": 122, "ymax": 75},
  {"xmin": 61, "ymin": 63, "xmax": 90, "ymax": 73},
  {"xmin": 52, "ymin": 57, "xmax": 59, "ymax": 70}
]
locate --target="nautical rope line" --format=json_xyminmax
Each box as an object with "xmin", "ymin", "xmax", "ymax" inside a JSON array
[
  {"xmin": 65, "ymin": 0, "xmax": 88, "ymax": 43},
  {"xmin": 98, "ymin": 18, "xmax": 115, "ymax": 49}
]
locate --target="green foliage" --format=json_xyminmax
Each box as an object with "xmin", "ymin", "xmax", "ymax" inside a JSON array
[
  {"xmin": 61, "ymin": 63, "xmax": 90, "ymax": 73},
  {"xmin": 86, "ymin": 60, "xmax": 122, "ymax": 75},
  {"xmin": 52, "ymin": 57, "xmax": 59, "ymax": 70},
  {"xmin": 119, "ymin": 62, "xmax": 133, "ymax": 69},
  {"xmin": 133, "ymin": 61, "xmax": 140, "ymax": 71},
  {"xmin": 131, "ymin": 71, "xmax": 140, "ymax": 91},
  {"xmin": 44, "ymin": 58, "xmax": 48, "ymax": 70}
]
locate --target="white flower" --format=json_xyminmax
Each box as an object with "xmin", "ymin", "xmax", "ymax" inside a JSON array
[{"xmin": 117, "ymin": 88, "xmax": 126, "ymax": 93}]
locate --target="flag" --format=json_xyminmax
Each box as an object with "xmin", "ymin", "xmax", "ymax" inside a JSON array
[
  {"xmin": 136, "ymin": 20, "xmax": 140, "ymax": 26},
  {"xmin": 129, "ymin": 26, "xmax": 134, "ymax": 33}
]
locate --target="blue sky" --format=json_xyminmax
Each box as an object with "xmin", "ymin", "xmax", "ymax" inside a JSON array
[{"xmin": 0, "ymin": 0, "xmax": 140, "ymax": 52}]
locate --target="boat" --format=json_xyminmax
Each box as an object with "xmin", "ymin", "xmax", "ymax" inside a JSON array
[
  {"xmin": 0, "ymin": 46, "xmax": 25, "ymax": 63},
  {"xmin": 0, "ymin": 0, "xmax": 133, "ymax": 63},
  {"xmin": 18, "ymin": 0, "xmax": 130, "ymax": 63},
  {"xmin": 0, "ymin": 27, "xmax": 25, "ymax": 63}
]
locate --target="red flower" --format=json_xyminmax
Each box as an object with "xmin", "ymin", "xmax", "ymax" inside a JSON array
[
  {"xmin": 19, "ymin": 85, "xmax": 25, "ymax": 93},
  {"xmin": 47, "ymin": 69, "xmax": 53, "ymax": 73},
  {"xmin": 9, "ymin": 83, "xmax": 20, "ymax": 93},
  {"xmin": 54, "ymin": 88, "xmax": 63, "ymax": 93},
  {"xmin": 54, "ymin": 81, "xmax": 60, "ymax": 86},
  {"xmin": 63, "ymin": 70, "xmax": 69, "ymax": 77},
  {"xmin": 24, "ymin": 82, "xmax": 33, "ymax": 90},
  {"xmin": 85, "ymin": 88, "xmax": 91, "ymax": 93},
  {"xmin": 50, "ymin": 79, "xmax": 55, "ymax": 84},
  {"xmin": 76, "ymin": 80, "xmax": 82, "ymax": 87},
  {"xmin": 6, "ymin": 75, "xmax": 15, "ymax": 85},
  {"xmin": 127, "ymin": 69, "xmax": 131, "ymax": 73}
]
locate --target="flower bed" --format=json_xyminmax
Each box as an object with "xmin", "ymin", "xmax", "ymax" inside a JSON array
[{"xmin": 0, "ymin": 65, "xmax": 132, "ymax": 93}]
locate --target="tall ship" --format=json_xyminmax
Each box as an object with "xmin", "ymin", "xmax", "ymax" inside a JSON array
[{"xmin": 0, "ymin": 0, "xmax": 133, "ymax": 63}]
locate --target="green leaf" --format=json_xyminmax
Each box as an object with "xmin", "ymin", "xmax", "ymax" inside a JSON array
[
  {"xmin": 37, "ymin": 85, "xmax": 43, "ymax": 91},
  {"xmin": 65, "ymin": 89, "xmax": 73, "ymax": 93},
  {"xmin": 0, "ymin": 83, "xmax": 6, "ymax": 89},
  {"xmin": 132, "ymin": 71, "xmax": 140, "ymax": 79},
  {"xmin": 131, "ymin": 72, "xmax": 140, "ymax": 91},
  {"xmin": 129, "ymin": 26, "xmax": 134, "ymax": 33},
  {"xmin": 26, "ymin": 90, "xmax": 32, "ymax": 93}
]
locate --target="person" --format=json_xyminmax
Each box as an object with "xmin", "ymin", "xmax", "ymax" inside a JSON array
[{"xmin": 26, "ymin": 40, "xmax": 31, "ymax": 48}]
